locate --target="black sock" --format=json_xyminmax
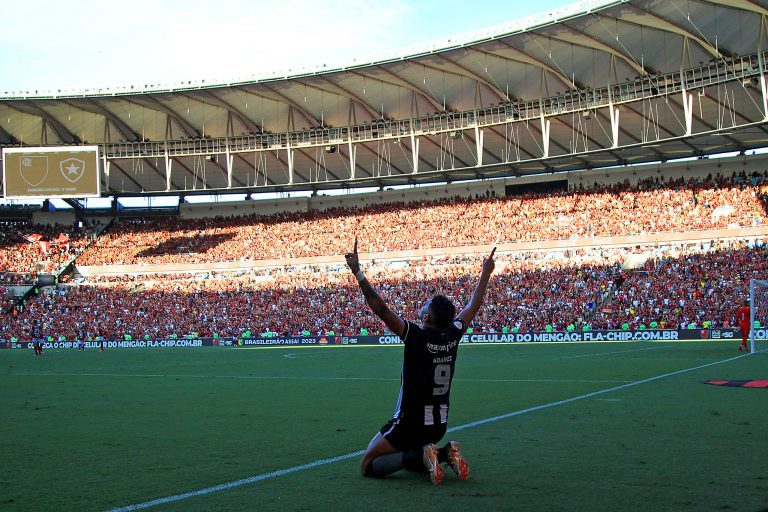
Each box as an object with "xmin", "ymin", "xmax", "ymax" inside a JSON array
[
  {"xmin": 365, "ymin": 453, "xmax": 405, "ymax": 478},
  {"xmin": 437, "ymin": 444, "xmax": 450, "ymax": 464},
  {"xmin": 402, "ymin": 449, "xmax": 427, "ymax": 473}
]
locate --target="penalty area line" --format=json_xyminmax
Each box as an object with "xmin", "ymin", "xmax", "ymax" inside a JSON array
[
  {"xmin": 554, "ymin": 344, "xmax": 672, "ymax": 360},
  {"xmin": 105, "ymin": 352, "xmax": 749, "ymax": 512},
  {"xmin": 12, "ymin": 372, "xmax": 631, "ymax": 384}
]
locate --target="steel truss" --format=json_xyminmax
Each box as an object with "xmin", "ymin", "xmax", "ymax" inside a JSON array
[{"xmin": 52, "ymin": 51, "xmax": 768, "ymax": 192}]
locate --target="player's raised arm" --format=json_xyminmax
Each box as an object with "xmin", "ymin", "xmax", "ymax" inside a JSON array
[
  {"xmin": 456, "ymin": 247, "xmax": 496, "ymax": 326},
  {"xmin": 345, "ymin": 239, "xmax": 406, "ymax": 337}
]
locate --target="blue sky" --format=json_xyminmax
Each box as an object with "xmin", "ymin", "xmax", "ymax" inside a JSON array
[{"xmin": 1, "ymin": 0, "xmax": 574, "ymax": 92}]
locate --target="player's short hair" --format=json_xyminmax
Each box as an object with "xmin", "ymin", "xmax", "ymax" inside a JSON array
[{"xmin": 429, "ymin": 295, "xmax": 456, "ymax": 329}]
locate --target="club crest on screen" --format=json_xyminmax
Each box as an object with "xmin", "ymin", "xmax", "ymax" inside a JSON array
[
  {"xmin": 60, "ymin": 157, "xmax": 86, "ymax": 183},
  {"xmin": 19, "ymin": 155, "xmax": 49, "ymax": 187}
]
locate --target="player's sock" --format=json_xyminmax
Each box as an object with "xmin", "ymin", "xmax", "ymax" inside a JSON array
[
  {"xmin": 402, "ymin": 449, "xmax": 428, "ymax": 473},
  {"xmin": 437, "ymin": 444, "xmax": 450, "ymax": 464},
  {"xmin": 365, "ymin": 453, "xmax": 404, "ymax": 478}
]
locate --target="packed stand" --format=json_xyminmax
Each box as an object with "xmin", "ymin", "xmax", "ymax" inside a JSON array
[
  {"xmin": 1, "ymin": 286, "xmax": 17, "ymax": 312},
  {"xmin": 77, "ymin": 173, "xmax": 768, "ymax": 266},
  {"xmin": 4, "ymin": 240, "xmax": 766, "ymax": 342},
  {"xmin": 0, "ymin": 220, "xmax": 97, "ymax": 284},
  {"xmin": 594, "ymin": 240, "xmax": 768, "ymax": 330},
  {"xmin": 7, "ymin": 242, "xmax": 737, "ymax": 341}
]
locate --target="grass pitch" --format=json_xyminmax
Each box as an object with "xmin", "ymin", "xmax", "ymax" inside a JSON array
[{"xmin": 1, "ymin": 341, "xmax": 766, "ymax": 512}]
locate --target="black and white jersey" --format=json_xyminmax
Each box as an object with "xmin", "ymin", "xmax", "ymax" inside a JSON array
[{"xmin": 393, "ymin": 318, "xmax": 466, "ymax": 427}]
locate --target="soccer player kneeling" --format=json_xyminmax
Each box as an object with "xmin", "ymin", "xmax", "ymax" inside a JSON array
[{"xmin": 346, "ymin": 240, "xmax": 495, "ymax": 485}]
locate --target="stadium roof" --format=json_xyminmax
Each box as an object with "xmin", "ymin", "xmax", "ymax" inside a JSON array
[{"xmin": 2, "ymin": 0, "xmax": 768, "ymax": 196}]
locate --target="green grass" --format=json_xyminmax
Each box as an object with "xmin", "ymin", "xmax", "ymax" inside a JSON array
[{"xmin": 1, "ymin": 342, "xmax": 766, "ymax": 512}]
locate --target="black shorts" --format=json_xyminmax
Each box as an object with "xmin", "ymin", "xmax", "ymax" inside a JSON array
[{"xmin": 379, "ymin": 416, "xmax": 447, "ymax": 452}]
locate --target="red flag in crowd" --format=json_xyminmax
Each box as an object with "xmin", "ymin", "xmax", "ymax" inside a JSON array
[{"xmin": 22, "ymin": 233, "xmax": 43, "ymax": 243}]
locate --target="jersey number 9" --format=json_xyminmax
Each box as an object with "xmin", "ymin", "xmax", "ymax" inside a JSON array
[{"xmin": 433, "ymin": 364, "xmax": 451, "ymax": 396}]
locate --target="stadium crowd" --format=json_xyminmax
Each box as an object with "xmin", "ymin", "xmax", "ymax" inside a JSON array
[
  {"xmin": 2, "ymin": 172, "xmax": 767, "ymax": 342},
  {"xmin": 1, "ymin": 287, "xmax": 15, "ymax": 312},
  {"xmin": 0, "ymin": 221, "xmax": 97, "ymax": 285},
  {"xmin": 596, "ymin": 240, "xmax": 768, "ymax": 330},
  {"xmin": 3, "ymin": 240, "xmax": 765, "ymax": 341},
  {"xmin": 76, "ymin": 173, "xmax": 768, "ymax": 265}
]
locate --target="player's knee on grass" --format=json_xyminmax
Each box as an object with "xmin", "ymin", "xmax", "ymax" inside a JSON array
[
  {"xmin": 363, "ymin": 453, "xmax": 406, "ymax": 478},
  {"xmin": 361, "ymin": 455, "xmax": 374, "ymax": 477}
]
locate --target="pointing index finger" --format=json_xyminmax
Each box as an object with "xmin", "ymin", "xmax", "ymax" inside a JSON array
[
  {"xmin": 489, "ymin": 247, "xmax": 497, "ymax": 259},
  {"xmin": 354, "ymin": 238, "xmax": 358, "ymax": 254}
]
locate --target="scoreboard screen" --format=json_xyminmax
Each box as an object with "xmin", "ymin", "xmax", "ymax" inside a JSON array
[{"xmin": 2, "ymin": 146, "xmax": 101, "ymax": 199}]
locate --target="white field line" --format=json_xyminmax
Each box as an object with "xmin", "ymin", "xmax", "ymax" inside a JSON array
[
  {"xmin": 554, "ymin": 345, "xmax": 672, "ymax": 360},
  {"xmin": 105, "ymin": 353, "xmax": 749, "ymax": 512},
  {"xmin": 10, "ymin": 372, "xmax": 633, "ymax": 384},
  {"xmin": 12, "ymin": 372, "xmax": 400, "ymax": 381}
]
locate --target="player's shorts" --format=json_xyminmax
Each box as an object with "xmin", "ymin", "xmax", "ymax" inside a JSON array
[{"xmin": 379, "ymin": 415, "xmax": 447, "ymax": 451}]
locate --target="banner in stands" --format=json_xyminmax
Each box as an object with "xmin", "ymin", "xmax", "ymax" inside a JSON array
[
  {"xmin": 1, "ymin": 329, "xmax": 755, "ymax": 349},
  {"xmin": 0, "ymin": 338, "xmax": 217, "ymax": 350},
  {"xmin": 230, "ymin": 329, "xmax": 746, "ymax": 347}
]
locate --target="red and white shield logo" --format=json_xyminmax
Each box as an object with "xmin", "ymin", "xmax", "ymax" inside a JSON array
[
  {"xmin": 60, "ymin": 158, "xmax": 86, "ymax": 183},
  {"xmin": 19, "ymin": 155, "xmax": 49, "ymax": 187}
]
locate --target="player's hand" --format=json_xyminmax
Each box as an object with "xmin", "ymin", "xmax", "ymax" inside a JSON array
[
  {"xmin": 345, "ymin": 238, "xmax": 361, "ymax": 274},
  {"xmin": 482, "ymin": 247, "xmax": 496, "ymax": 275}
]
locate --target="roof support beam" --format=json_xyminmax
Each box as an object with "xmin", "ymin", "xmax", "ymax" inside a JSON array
[
  {"xmin": 0, "ymin": 121, "xmax": 15, "ymax": 143},
  {"xmin": 64, "ymin": 99, "xmax": 140, "ymax": 142},
  {"xmin": 590, "ymin": 108, "xmax": 664, "ymax": 158},
  {"xmin": 421, "ymin": 136, "xmax": 472, "ymax": 169},
  {"xmin": 549, "ymin": 114, "xmax": 625, "ymax": 160},
  {"xmin": 337, "ymin": 143, "xmax": 381, "ymax": 180},
  {"xmin": 663, "ymin": 93, "xmax": 742, "ymax": 146},
  {"xmin": 144, "ymin": 156, "xmax": 185, "ymax": 191},
  {"xmin": 698, "ymin": 88, "xmax": 768, "ymax": 136},
  {"xmin": 245, "ymin": 85, "xmax": 322, "ymax": 128},
  {"xmin": 599, "ymin": 8, "xmax": 722, "ymax": 60},
  {"xmin": 551, "ymin": 23, "xmax": 649, "ymax": 75},
  {"xmin": 433, "ymin": 51, "xmax": 510, "ymax": 103},
  {"xmin": 357, "ymin": 141, "xmax": 407, "ymax": 176},
  {"xmin": 127, "ymin": 95, "xmax": 199, "ymax": 138},
  {"xmin": 207, "ymin": 156, "xmax": 248, "ymax": 188},
  {"xmin": 108, "ymin": 161, "xmax": 148, "ymax": 193},
  {"xmin": 309, "ymin": 76, "xmax": 383, "ymax": 120},
  {"xmin": 489, "ymin": 38, "xmax": 575, "ymax": 90},
  {"xmin": 484, "ymin": 124, "xmax": 540, "ymax": 161},
  {"xmin": 409, "ymin": 59, "xmax": 502, "ymax": 109},
  {"xmin": 160, "ymin": 156, "xmax": 204, "ymax": 191},
  {"xmin": 9, "ymin": 101, "xmax": 76, "ymax": 143},
  {"xmin": 464, "ymin": 128, "xmax": 504, "ymax": 165},
  {"xmin": 356, "ymin": 67, "xmax": 444, "ymax": 112},
  {"xmin": 697, "ymin": 0, "xmax": 768, "ymax": 18},
  {"xmin": 622, "ymin": 103, "xmax": 699, "ymax": 151},
  {"xmin": 295, "ymin": 147, "xmax": 344, "ymax": 182},
  {"xmin": 238, "ymin": 153, "xmax": 280, "ymax": 188},
  {"xmin": 196, "ymin": 91, "xmax": 263, "ymax": 135}
]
